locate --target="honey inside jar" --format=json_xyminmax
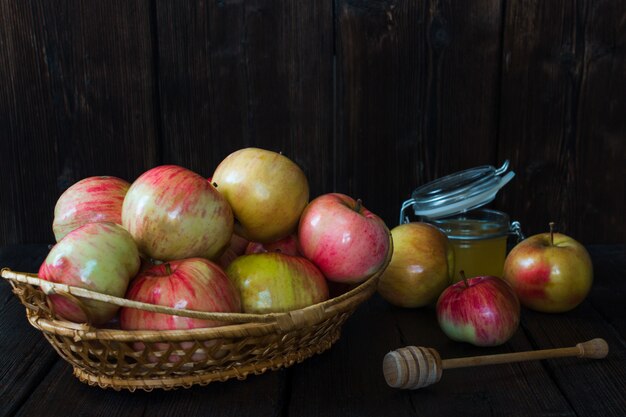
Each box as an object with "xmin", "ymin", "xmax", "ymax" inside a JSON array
[{"xmin": 425, "ymin": 209, "xmax": 511, "ymax": 282}]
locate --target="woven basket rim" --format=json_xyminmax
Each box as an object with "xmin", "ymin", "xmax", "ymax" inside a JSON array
[{"xmin": 1, "ymin": 234, "xmax": 392, "ymax": 341}]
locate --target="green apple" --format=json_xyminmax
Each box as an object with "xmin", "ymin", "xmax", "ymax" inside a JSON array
[{"xmin": 225, "ymin": 253, "xmax": 328, "ymax": 313}]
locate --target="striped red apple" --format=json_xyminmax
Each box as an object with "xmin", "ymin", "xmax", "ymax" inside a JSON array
[
  {"xmin": 298, "ymin": 193, "xmax": 390, "ymax": 284},
  {"xmin": 39, "ymin": 222, "xmax": 140, "ymax": 325},
  {"xmin": 436, "ymin": 274, "xmax": 520, "ymax": 346},
  {"xmin": 120, "ymin": 258, "xmax": 241, "ymax": 362},
  {"xmin": 120, "ymin": 258, "xmax": 241, "ymax": 330},
  {"xmin": 245, "ymin": 234, "xmax": 300, "ymax": 256},
  {"xmin": 122, "ymin": 165, "xmax": 233, "ymax": 262},
  {"xmin": 52, "ymin": 176, "xmax": 130, "ymax": 241}
]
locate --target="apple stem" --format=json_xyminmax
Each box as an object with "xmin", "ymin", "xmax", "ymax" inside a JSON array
[
  {"xmin": 460, "ymin": 270, "xmax": 469, "ymax": 289},
  {"xmin": 354, "ymin": 198, "xmax": 362, "ymax": 213},
  {"xmin": 549, "ymin": 222, "xmax": 555, "ymax": 246},
  {"xmin": 165, "ymin": 263, "xmax": 172, "ymax": 275}
]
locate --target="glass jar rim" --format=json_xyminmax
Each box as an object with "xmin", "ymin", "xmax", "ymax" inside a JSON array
[{"xmin": 423, "ymin": 208, "xmax": 511, "ymax": 240}]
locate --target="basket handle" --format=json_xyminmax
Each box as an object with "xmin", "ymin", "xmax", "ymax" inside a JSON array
[
  {"xmin": 1, "ymin": 269, "xmax": 275, "ymax": 324},
  {"xmin": 45, "ymin": 288, "xmax": 95, "ymax": 327},
  {"xmin": 1, "ymin": 231, "xmax": 391, "ymax": 329}
]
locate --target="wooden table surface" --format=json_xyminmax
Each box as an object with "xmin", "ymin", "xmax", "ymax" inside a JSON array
[{"xmin": 0, "ymin": 244, "xmax": 624, "ymax": 417}]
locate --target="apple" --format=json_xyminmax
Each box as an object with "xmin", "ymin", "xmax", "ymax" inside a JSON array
[
  {"xmin": 217, "ymin": 233, "xmax": 249, "ymax": 269},
  {"xmin": 38, "ymin": 222, "xmax": 140, "ymax": 325},
  {"xmin": 436, "ymin": 274, "xmax": 520, "ymax": 346},
  {"xmin": 298, "ymin": 193, "xmax": 390, "ymax": 283},
  {"xmin": 120, "ymin": 258, "xmax": 241, "ymax": 362},
  {"xmin": 52, "ymin": 176, "xmax": 130, "ymax": 241},
  {"xmin": 120, "ymin": 258, "xmax": 241, "ymax": 330},
  {"xmin": 502, "ymin": 223, "xmax": 593, "ymax": 313},
  {"xmin": 212, "ymin": 148, "xmax": 309, "ymax": 243},
  {"xmin": 245, "ymin": 234, "xmax": 300, "ymax": 256},
  {"xmin": 377, "ymin": 223, "xmax": 454, "ymax": 308},
  {"xmin": 122, "ymin": 165, "xmax": 233, "ymax": 261},
  {"xmin": 225, "ymin": 253, "xmax": 329, "ymax": 314}
]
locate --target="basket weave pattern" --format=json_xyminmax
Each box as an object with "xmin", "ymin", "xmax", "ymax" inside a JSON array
[{"xmin": 3, "ymin": 259, "xmax": 386, "ymax": 391}]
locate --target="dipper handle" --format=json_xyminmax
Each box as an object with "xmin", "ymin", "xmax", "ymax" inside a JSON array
[
  {"xmin": 383, "ymin": 338, "xmax": 608, "ymax": 390},
  {"xmin": 441, "ymin": 338, "xmax": 608, "ymax": 369}
]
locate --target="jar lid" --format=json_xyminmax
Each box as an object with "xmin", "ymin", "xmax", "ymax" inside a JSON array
[{"xmin": 399, "ymin": 161, "xmax": 514, "ymax": 223}]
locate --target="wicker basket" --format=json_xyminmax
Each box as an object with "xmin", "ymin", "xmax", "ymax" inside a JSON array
[{"xmin": 0, "ymin": 243, "xmax": 390, "ymax": 391}]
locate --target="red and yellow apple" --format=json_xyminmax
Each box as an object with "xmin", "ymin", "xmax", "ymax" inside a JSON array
[
  {"xmin": 53, "ymin": 176, "xmax": 130, "ymax": 241},
  {"xmin": 225, "ymin": 253, "xmax": 328, "ymax": 313},
  {"xmin": 212, "ymin": 148, "xmax": 309, "ymax": 243},
  {"xmin": 120, "ymin": 258, "xmax": 241, "ymax": 362},
  {"xmin": 217, "ymin": 233, "xmax": 249, "ymax": 269},
  {"xmin": 122, "ymin": 165, "xmax": 233, "ymax": 261},
  {"xmin": 378, "ymin": 223, "xmax": 454, "ymax": 308},
  {"xmin": 245, "ymin": 234, "xmax": 300, "ymax": 256},
  {"xmin": 39, "ymin": 222, "xmax": 140, "ymax": 325},
  {"xmin": 120, "ymin": 258, "xmax": 241, "ymax": 330},
  {"xmin": 298, "ymin": 193, "xmax": 390, "ymax": 284},
  {"xmin": 436, "ymin": 275, "xmax": 520, "ymax": 346},
  {"xmin": 502, "ymin": 225, "xmax": 593, "ymax": 313}
]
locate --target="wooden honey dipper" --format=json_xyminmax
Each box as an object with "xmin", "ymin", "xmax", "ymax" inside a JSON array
[{"xmin": 383, "ymin": 338, "xmax": 609, "ymax": 390}]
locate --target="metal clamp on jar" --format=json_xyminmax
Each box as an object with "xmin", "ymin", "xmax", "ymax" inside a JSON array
[{"xmin": 399, "ymin": 161, "xmax": 524, "ymax": 281}]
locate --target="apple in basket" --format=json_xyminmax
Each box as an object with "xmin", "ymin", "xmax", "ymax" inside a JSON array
[
  {"xmin": 212, "ymin": 147, "xmax": 309, "ymax": 243},
  {"xmin": 38, "ymin": 222, "xmax": 140, "ymax": 325},
  {"xmin": 225, "ymin": 253, "xmax": 329, "ymax": 314},
  {"xmin": 298, "ymin": 193, "xmax": 390, "ymax": 284},
  {"xmin": 217, "ymin": 233, "xmax": 249, "ymax": 269},
  {"xmin": 245, "ymin": 234, "xmax": 300, "ymax": 256},
  {"xmin": 122, "ymin": 165, "xmax": 233, "ymax": 262},
  {"xmin": 52, "ymin": 176, "xmax": 130, "ymax": 241},
  {"xmin": 120, "ymin": 258, "xmax": 241, "ymax": 362}
]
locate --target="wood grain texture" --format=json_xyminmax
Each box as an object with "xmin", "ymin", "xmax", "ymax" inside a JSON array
[
  {"xmin": 155, "ymin": 0, "xmax": 334, "ymax": 198},
  {"xmin": 520, "ymin": 304, "xmax": 626, "ymax": 416},
  {"xmin": 1, "ymin": 245, "xmax": 625, "ymax": 415},
  {"xmin": 0, "ymin": 245, "xmax": 57, "ymax": 417},
  {"xmin": 496, "ymin": 0, "xmax": 625, "ymax": 243},
  {"xmin": 288, "ymin": 295, "xmax": 416, "ymax": 417},
  {"xmin": 0, "ymin": 0, "xmax": 61, "ymax": 246},
  {"xmin": 335, "ymin": 0, "xmax": 504, "ymax": 227},
  {"xmin": 585, "ymin": 246, "xmax": 626, "ymax": 349},
  {"xmin": 12, "ymin": 361, "xmax": 287, "ymax": 417},
  {"xmin": 0, "ymin": 0, "xmax": 158, "ymax": 246},
  {"xmin": 514, "ymin": 247, "xmax": 626, "ymax": 417},
  {"xmin": 572, "ymin": 0, "xmax": 626, "ymax": 243},
  {"xmin": 0, "ymin": 0, "xmax": 624, "ymax": 245},
  {"xmin": 393, "ymin": 305, "xmax": 574, "ymax": 416}
]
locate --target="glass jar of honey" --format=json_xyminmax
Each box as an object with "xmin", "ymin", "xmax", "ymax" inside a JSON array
[{"xmin": 399, "ymin": 161, "xmax": 523, "ymax": 281}]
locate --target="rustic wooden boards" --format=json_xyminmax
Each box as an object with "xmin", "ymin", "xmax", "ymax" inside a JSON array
[
  {"xmin": 0, "ymin": 0, "xmax": 159, "ymax": 246},
  {"xmin": 154, "ymin": 0, "xmax": 335, "ymax": 200},
  {"xmin": 1, "ymin": 244, "xmax": 625, "ymax": 416},
  {"xmin": 335, "ymin": 0, "xmax": 504, "ymax": 225},
  {"xmin": 0, "ymin": 0, "xmax": 624, "ymax": 244},
  {"xmin": 497, "ymin": 0, "xmax": 626, "ymax": 242}
]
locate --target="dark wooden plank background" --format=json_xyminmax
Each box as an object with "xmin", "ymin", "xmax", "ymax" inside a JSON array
[{"xmin": 1, "ymin": 0, "xmax": 624, "ymax": 247}]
